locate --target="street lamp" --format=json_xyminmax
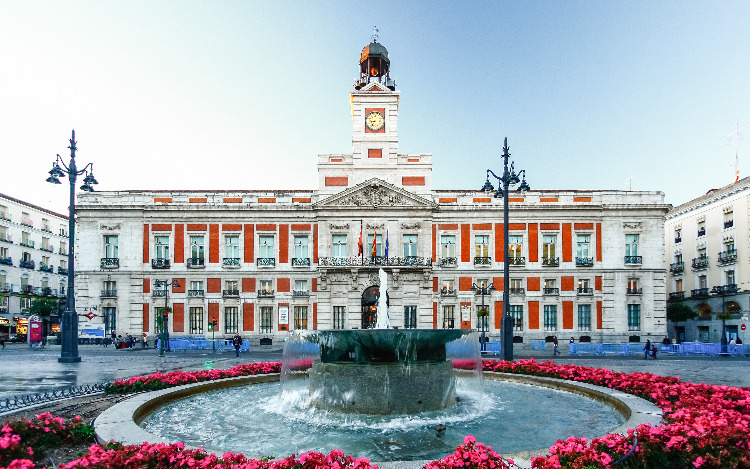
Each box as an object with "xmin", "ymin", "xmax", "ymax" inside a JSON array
[
  {"xmin": 482, "ymin": 137, "xmax": 530, "ymax": 361},
  {"xmin": 46, "ymin": 130, "xmax": 98, "ymax": 363},
  {"xmin": 154, "ymin": 279, "xmax": 180, "ymax": 357},
  {"xmin": 471, "ymin": 282, "xmax": 496, "ymax": 352}
]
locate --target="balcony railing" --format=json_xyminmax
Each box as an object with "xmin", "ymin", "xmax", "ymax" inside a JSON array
[
  {"xmin": 41, "ymin": 226, "xmax": 52, "ymax": 233},
  {"xmin": 718, "ymin": 250, "xmax": 737, "ymax": 264},
  {"xmin": 21, "ymin": 285, "xmax": 39, "ymax": 295},
  {"xmin": 101, "ymin": 289, "xmax": 117, "ymax": 297},
  {"xmin": 576, "ymin": 257, "xmax": 593, "ymax": 266},
  {"xmin": 0, "ymin": 257, "xmax": 13, "ymax": 266},
  {"xmin": 39, "ymin": 264, "xmax": 54, "ymax": 273},
  {"xmin": 101, "ymin": 258, "xmax": 120, "ymax": 269},
  {"xmin": 692, "ymin": 256, "xmax": 709, "ymax": 269},
  {"xmin": 42, "ymin": 287, "xmax": 58, "ymax": 297},
  {"xmin": 542, "ymin": 257, "xmax": 559, "ymax": 267},
  {"xmin": 669, "ymin": 262, "xmax": 684, "ymax": 273},
  {"xmin": 0, "ymin": 283, "xmax": 12, "ymax": 293},
  {"xmin": 508, "ymin": 256, "xmax": 525, "ymax": 266},
  {"xmin": 626, "ymin": 288, "xmax": 643, "ymax": 295},
  {"xmin": 257, "ymin": 257, "xmax": 276, "ymax": 266},
  {"xmin": 0, "ymin": 234, "xmax": 11, "ymax": 244},
  {"xmin": 474, "ymin": 256, "xmax": 491, "ymax": 265},
  {"xmin": 697, "ymin": 227, "xmax": 706, "ymax": 237},
  {"xmin": 223, "ymin": 258, "xmax": 240, "ymax": 267},
  {"xmin": 624, "ymin": 256, "xmax": 642, "ymax": 265},
  {"xmin": 440, "ymin": 288, "xmax": 456, "ymax": 296},
  {"xmin": 0, "ymin": 211, "xmax": 10, "ymax": 221},
  {"xmin": 691, "ymin": 288, "xmax": 709, "ymax": 298},
  {"xmin": 151, "ymin": 258, "xmax": 170, "ymax": 269},
  {"xmin": 19, "ymin": 240, "xmax": 35, "ymax": 248},
  {"xmin": 40, "ymin": 245, "xmax": 53, "ymax": 253},
  {"xmin": 711, "ymin": 284, "xmax": 739, "ymax": 295},
  {"xmin": 292, "ymin": 290, "xmax": 310, "ymax": 297},
  {"xmin": 58, "ymin": 249, "xmax": 67, "ymax": 255},
  {"xmin": 724, "ymin": 220, "xmax": 734, "ymax": 229},
  {"xmin": 187, "ymin": 289, "xmax": 204, "ymax": 297},
  {"xmin": 187, "ymin": 257, "xmax": 205, "ymax": 268},
  {"xmin": 292, "ymin": 258, "xmax": 311, "ymax": 267},
  {"xmin": 20, "ymin": 259, "xmax": 35, "ymax": 269},
  {"xmin": 223, "ymin": 289, "xmax": 240, "ymax": 297},
  {"xmin": 669, "ymin": 291, "xmax": 685, "ymax": 300},
  {"xmin": 577, "ymin": 287, "xmax": 593, "ymax": 295},
  {"xmin": 20, "ymin": 219, "xmax": 33, "ymax": 227},
  {"xmin": 58, "ymin": 266, "xmax": 68, "ymax": 275},
  {"xmin": 510, "ymin": 287, "xmax": 525, "ymax": 295},
  {"xmin": 152, "ymin": 289, "xmax": 166, "ymax": 297},
  {"xmin": 438, "ymin": 257, "xmax": 457, "ymax": 267},
  {"xmin": 674, "ymin": 237, "xmax": 682, "ymax": 244},
  {"xmin": 258, "ymin": 290, "xmax": 275, "ymax": 298},
  {"xmin": 543, "ymin": 287, "xmax": 559, "ymax": 295},
  {"xmin": 318, "ymin": 256, "xmax": 433, "ymax": 267}
]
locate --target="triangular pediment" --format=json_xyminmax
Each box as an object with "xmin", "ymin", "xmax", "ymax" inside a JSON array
[
  {"xmin": 315, "ymin": 178, "xmax": 437, "ymax": 209},
  {"xmin": 361, "ymin": 81, "xmax": 388, "ymax": 92}
]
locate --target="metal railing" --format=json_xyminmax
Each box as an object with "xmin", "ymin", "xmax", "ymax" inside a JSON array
[
  {"xmin": 718, "ymin": 250, "xmax": 737, "ymax": 264},
  {"xmin": 0, "ymin": 234, "xmax": 11, "ymax": 243},
  {"xmin": 508, "ymin": 256, "xmax": 525, "ymax": 265},
  {"xmin": 187, "ymin": 289, "xmax": 204, "ymax": 297},
  {"xmin": 292, "ymin": 257, "xmax": 310, "ymax": 267},
  {"xmin": 152, "ymin": 289, "xmax": 167, "ymax": 297},
  {"xmin": 292, "ymin": 290, "xmax": 310, "ymax": 297},
  {"xmin": 223, "ymin": 289, "xmax": 240, "ymax": 297},
  {"xmin": 626, "ymin": 288, "xmax": 643, "ymax": 295},
  {"xmin": 258, "ymin": 290, "xmax": 275, "ymax": 298},
  {"xmin": 510, "ymin": 287, "xmax": 525, "ymax": 295},
  {"xmin": 223, "ymin": 258, "xmax": 240, "ymax": 267},
  {"xmin": 624, "ymin": 256, "xmax": 642, "ymax": 264},
  {"xmin": 20, "ymin": 259, "xmax": 35, "ymax": 269},
  {"xmin": 438, "ymin": 257, "xmax": 457, "ymax": 267},
  {"xmin": 576, "ymin": 257, "xmax": 593, "ymax": 266},
  {"xmin": 543, "ymin": 287, "xmax": 559, "ymax": 295},
  {"xmin": 669, "ymin": 291, "xmax": 684, "ymax": 300},
  {"xmin": 474, "ymin": 256, "xmax": 491, "ymax": 265},
  {"xmin": 542, "ymin": 257, "xmax": 559, "ymax": 266},
  {"xmin": 440, "ymin": 288, "xmax": 456, "ymax": 296},
  {"xmin": 40, "ymin": 244, "xmax": 54, "ymax": 253},
  {"xmin": 692, "ymin": 256, "xmax": 709, "ymax": 269},
  {"xmin": 691, "ymin": 288, "xmax": 709, "ymax": 298},
  {"xmin": 577, "ymin": 287, "xmax": 593, "ymax": 295},
  {"xmin": 257, "ymin": 257, "xmax": 276, "ymax": 266},
  {"xmin": 100, "ymin": 257, "xmax": 120, "ymax": 269},
  {"xmin": 101, "ymin": 289, "xmax": 117, "ymax": 297},
  {"xmin": 0, "ymin": 257, "xmax": 13, "ymax": 266},
  {"xmin": 697, "ymin": 227, "xmax": 706, "ymax": 237},
  {"xmin": 58, "ymin": 266, "xmax": 68, "ymax": 275},
  {"xmin": 151, "ymin": 258, "xmax": 170, "ymax": 269},
  {"xmin": 669, "ymin": 262, "xmax": 684, "ymax": 273},
  {"xmin": 724, "ymin": 220, "xmax": 734, "ymax": 229},
  {"xmin": 187, "ymin": 257, "xmax": 205, "ymax": 268},
  {"xmin": 711, "ymin": 284, "xmax": 739, "ymax": 295},
  {"xmin": 318, "ymin": 256, "xmax": 432, "ymax": 267},
  {"xmin": 39, "ymin": 264, "xmax": 54, "ymax": 273},
  {"xmin": 20, "ymin": 218, "xmax": 33, "ymax": 227},
  {"xmin": 674, "ymin": 237, "xmax": 681, "ymax": 244},
  {"xmin": 19, "ymin": 240, "xmax": 35, "ymax": 248},
  {"xmin": 0, "ymin": 382, "xmax": 109, "ymax": 414}
]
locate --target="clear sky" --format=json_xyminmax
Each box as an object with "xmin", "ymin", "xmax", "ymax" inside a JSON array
[{"xmin": 2, "ymin": 1, "xmax": 749, "ymax": 215}]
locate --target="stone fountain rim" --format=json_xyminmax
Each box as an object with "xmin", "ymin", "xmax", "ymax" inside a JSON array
[{"xmin": 94, "ymin": 371, "xmax": 662, "ymax": 467}]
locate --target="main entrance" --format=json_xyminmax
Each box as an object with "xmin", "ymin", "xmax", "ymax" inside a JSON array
[{"xmin": 361, "ymin": 285, "xmax": 379, "ymax": 329}]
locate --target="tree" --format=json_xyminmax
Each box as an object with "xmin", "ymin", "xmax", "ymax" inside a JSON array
[
  {"xmin": 29, "ymin": 298, "xmax": 62, "ymax": 317},
  {"xmin": 666, "ymin": 302, "xmax": 698, "ymax": 323}
]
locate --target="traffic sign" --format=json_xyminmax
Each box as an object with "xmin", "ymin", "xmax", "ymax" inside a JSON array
[{"xmin": 741, "ymin": 324, "xmax": 746, "ymax": 331}]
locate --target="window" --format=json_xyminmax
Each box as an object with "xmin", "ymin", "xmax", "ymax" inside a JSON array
[
  {"xmin": 60, "ymin": 241, "xmax": 67, "ymax": 255},
  {"xmin": 404, "ymin": 305, "xmax": 417, "ymax": 329},
  {"xmin": 441, "ymin": 235, "xmax": 456, "ymax": 258},
  {"xmin": 367, "ymin": 234, "xmax": 383, "ymax": 257},
  {"xmin": 627, "ymin": 304, "xmax": 640, "ymax": 331},
  {"xmin": 21, "ymin": 231, "xmax": 30, "ymax": 246},
  {"xmin": 42, "ymin": 255, "xmax": 50, "ymax": 267},
  {"xmin": 294, "ymin": 306, "xmax": 308, "ymax": 330},
  {"xmin": 442, "ymin": 279, "xmax": 455, "ymax": 295},
  {"xmin": 104, "ymin": 235, "xmax": 118, "ymax": 258},
  {"xmin": 543, "ymin": 305, "xmax": 557, "ymax": 331},
  {"xmin": 510, "ymin": 305, "xmax": 523, "ymax": 331},
  {"xmin": 544, "ymin": 278, "xmax": 556, "ymax": 293},
  {"xmin": 189, "ymin": 307, "xmax": 203, "ymax": 334},
  {"xmin": 294, "ymin": 236, "xmax": 309, "ymax": 259},
  {"xmin": 42, "ymin": 218, "xmax": 50, "ymax": 231},
  {"xmin": 0, "ymin": 246, "xmax": 7, "ymax": 260},
  {"xmin": 189, "ymin": 280, "xmax": 203, "ymax": 296},
  {"xmin": 726, "ymin": 270, "xmax": 736, "ymax": 285},
  {"xmin": 294, "ymin": 279, "xmax": 308, "ymax": 295},
  {"xmin": 724, "ymin": 209, "xmax": 734, "ymax": 229},
  {"xmin": 259, "ymin": 236, "xmax": 275, "ymax": 258},
  {"xmin": 698, "ymin": 275, "xmax": 707, "ymax": 289},
  {"xmin": 674, "ymin": 228, "xmax": 682, "ymax": 243},
  {"xmin": 103, "ymin": 280, "xmax": 116, "ymax": 296},
  {"xmin": 225, "ymin": 307, "xmax": 239, "ymax": 333},
  {"xmin": 576, "ymin": 235, "xmax": 590, "ymax": 261},
  {"xmin": 333, "ymin": 306, "xmax": 346, "ymax": 329},
  {"xmin": 542, "ymin": 235, "xmax": 556, "ymax": 261},
  {"xmin": 697, "ymin": 219, "xmax": 706, "ymax": 237},
  {"xmin": 442, "ymin": 305, "xmax": 455, "ymax": 329},
  {"xmin": 675, "ymin": 279, "xmax": 683, "ymax": 292},
  {"xmin": 22, "ymin": 251, "xmax": 31, "ymax": 262},
  {"xmin": 509, "ymin": 235, "xmax": 523, "ymax": 260},
  {"xmin": 578, "ymin": 278, "xmax": 591, "ymax": 293},
  {"xmin": 627, "ymin": 278, "xmax": 640, "ymax": 294},
  {"xmin": 474, "ymin": 235, "xmax": 489, "ymax": 261},
  {"xmin": 578, "ymin": 305, "xmax": 591, "ymax": 331},
  {"xmin": 403, "ymin": 235, "xmax": 417, "ymax": 257},
  {"xmin": 625, "ymin": 235, "xmax": 638, "ymax": 257},
  {"xmin": 259, "ymin": 280, "xmax": 273, "ymax": 294},
  {"xmin": 225, "ymin": 235, "xmax": 240, "ymax": 263},
  {"xmin": 510, "ymin": 278, "xmax": 523, "ymax": 293},
  {"xmin": 674, "ymin": 253, "xmax": 683, "ymax": 265},
  {"xmin": 260, "ymin": 307, "xmax": 273, "ymax": 333},
  {"xmin": 21, "ymin": 297, "xmax": 31, "ymax": 312},
  {"xmin": 225, "ymin": 280, "xmax": 238, "ymax": 293},
  {"xmin": 190, "ymin": 236, "xmax": 205, "ymax": 260},
  {"xmin": 156, "ymin": 236, "xmax": 170, "ymax": 260},
  {"xmin": 103, "ymin": 307, "xmax": 116, "ymax": 335},
  {"xmin": 332, "ymin": 235, "xmax": 347, "ymax": 258}
]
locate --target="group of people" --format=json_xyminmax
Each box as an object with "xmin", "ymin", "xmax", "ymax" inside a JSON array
[
  {"xmin": 551, "ymin": 336, "xmax": 575, "ymax": 356},
  {"xmin": 104, "ymin": 331, "xmax": 149, "ymax": 349}
]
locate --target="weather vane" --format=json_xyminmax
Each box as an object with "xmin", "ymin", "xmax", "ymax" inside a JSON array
[{"xmin": 372, "ymin": 26, "xmax": 379, "ymax": 42}]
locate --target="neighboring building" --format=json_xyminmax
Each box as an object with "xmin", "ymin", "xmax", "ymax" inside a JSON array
[
  {"xmin": 0, "ymin": 193, "xmax": 68, "ymax": 339},
  {"xmin": 665, "ymin": 177, "xmax": 750, "ymax": 343},
  {"xmin": 74, "ymin": 39, "xmax": 669, "ymax": 345}
]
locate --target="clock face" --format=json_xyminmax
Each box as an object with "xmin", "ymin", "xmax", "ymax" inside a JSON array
[{"xmin": 366, "ymin": 111, "xmax": 385, "ymax": 131}]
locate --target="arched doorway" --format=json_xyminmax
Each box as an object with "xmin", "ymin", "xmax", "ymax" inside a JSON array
[
  {"xmin": 361, "ymin": 285, "xmax": 379, "ymax": 329},
  {"xmin": 698, "ymin": 303, "xmax": 711, "ymax": 318},
  {"xmin": 726, "ymin": 301, "xmax": 741, "ymax": 315}
]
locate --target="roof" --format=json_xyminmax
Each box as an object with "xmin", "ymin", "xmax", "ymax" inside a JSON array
[
  {"xmin": 360, "ymin": 41, "xmax": 389, "ymax": 64},
  {"xmin": 0, "ymin": 192, "xmax": 68, "ymax": 219}
]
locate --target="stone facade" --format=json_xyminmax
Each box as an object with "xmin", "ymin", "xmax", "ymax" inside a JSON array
[{"xmin": 74, "ymin": 40, "xmax": 669, "ymax": 345}]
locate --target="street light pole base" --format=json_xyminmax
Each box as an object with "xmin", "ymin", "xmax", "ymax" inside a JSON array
[{"xmin": 58, "ymin": 356, "xmax": 82, "ymax": 363}]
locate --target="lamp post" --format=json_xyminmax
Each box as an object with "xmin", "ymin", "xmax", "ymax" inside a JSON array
[
  {"xmin": 471, "ymin": 282, "xmax": 496, "ymax": 352},
  {"xmin": 482, "ymin": 137, "xmax": 530, "ymax": 361},
  {"xmin": 46, "ymin": 130, "xmax": 98, "ymax": 363},
  {"xmin": 154, "ymin": 279, "xmax": 180, "ymax": 357}
]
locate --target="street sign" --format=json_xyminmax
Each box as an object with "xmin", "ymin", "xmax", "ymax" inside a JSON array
[
  {"xmin": 86, "ymin": 312, "xmax": 96, "ymax": 320},
  {"xmin": 741, "ymin": 324, "xmax": 746, "ymax": 331}
]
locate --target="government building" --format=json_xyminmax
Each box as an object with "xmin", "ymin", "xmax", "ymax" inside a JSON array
[{"xmin": 75, "ymin": 39, "xmax": 669, "ymax": 345}]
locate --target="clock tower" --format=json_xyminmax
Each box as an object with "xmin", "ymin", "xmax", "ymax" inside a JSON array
[{"xmin": 318, "ymin": 34, "xmax": 432, "ymax": 195}]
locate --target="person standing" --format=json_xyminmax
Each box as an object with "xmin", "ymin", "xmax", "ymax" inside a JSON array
[
  {"xmin": 644, "ymin": 339, "xmax": 651, "ymax": 359},
  {"xmin": 553, "ymin": 336, "xmax": 560, "ymax": 356},
  {"xmin": 233, "ymin": 333, "xmax": 242, "ymax": 358}
]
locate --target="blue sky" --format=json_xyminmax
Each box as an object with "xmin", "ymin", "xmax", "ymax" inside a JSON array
[{"xmin": 2, "ymin": 1, "xmax": 749, "ymax": 214}]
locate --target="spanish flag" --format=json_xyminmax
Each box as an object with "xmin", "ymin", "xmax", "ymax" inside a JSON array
[
  {"xmin": 371, "ymin": 232, "xmax": 377, "ymax": 258},
  {"xmin": 358, "ymin": 230, "xmax": 363, "ymax": 256}
]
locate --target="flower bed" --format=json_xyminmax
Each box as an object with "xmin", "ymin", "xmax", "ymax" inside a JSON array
[{"xmin": 4, "ymin": 359, "xmax": 750, "ymax": 468}]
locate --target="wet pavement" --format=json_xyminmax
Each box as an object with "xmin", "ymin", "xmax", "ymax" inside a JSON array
[{"xmin": 0, "ymin": 342, "xmax": 747, "ymax": 401}]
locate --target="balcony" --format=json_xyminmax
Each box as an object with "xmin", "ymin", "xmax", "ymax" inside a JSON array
[
  {"xmin": 474, "ymin": 256, "xmax": 491, "ymax": 266},
  {"xmin": 42, "ymin": 287, "xmax": 58, "ymax": 296},
  {"xmin": 697, "ymin": 227, "xmax": 706, "ymax": 237},
  {"xmin": 440, "ymin": 288, "xmax": 456, "ymax": 296},
  {"xmin": 717, "ymin": 250, "xmax": 737, "ymax": 264},
  {"xmin": 724, "ymin": 220, "xmax": 734, "ymax": 229},
  {"xmin": 187, "ymin": 289, "xmax": 204, "ymax": 297},
  {"xmin": 0, "ymin": 283, "xmax": 12, "ymax": 293},
  {"xmin": 21, "ymin": 285, "xmax": 39, "ymax": 295},
  {"xmin": 222, "ymin": 289, "xmax": 240, "ymax": 297},
  {"xmin": 542, "ymin": 257, "xmax": 559, "ymax": 267},
  {"xmin": 58, "ymin": 249, "xmax": 67, "ymax": 255},
  {"xmin": 669, "ymin": 291, "xmax": 685, "ymax": 300},
  {"xmin": 20, "ymin": 259, "xmax": 35, "ymax": 269},
  {"xmin": 691, "ymin": 256, "xmax": 709, "ymax": 269},
  {"xmin": 58, "ymin": 266, "xmax": 68, "ymax": 275},
  {"xmin": 510, "ymin": 287, "xmax": 525, "ymax": 295},
  {"xmin": 257, "ymin": 257, "xmax": 276, "ymax": 267},
  {"xmin": 258, "ymin": 290, "xmax": 275, "ymax": 298},
  {"xmin": 0, "ymin": 257, "xmax": 13, "ymax": 266},
  {"xmin": 438, "ymin": 257, "xmax": 457, "ymax": 267},
  {"xmin": 101, "ymin": 289, "xmax": 117, "ymax": 298},
  {"xmin": 187, "ymin": 257, "xmax": 205, "ymax": 268},
  {"xmin": 58, "ymin": 287, "xmax": 66, "ymax": 297},
  {"xmin": 626, "ymin": 288, "xmax": 643, "ymax": 295},
  {"xmin": 624, "ymin": 256, "xmax": 642, "ymax": 265},
  {"xmin": 152, "ymin": 289, "xmax": 167, "ymax": 297},
  {"xmin": 100, "ymin": 258, "xmax": 119, "ymax": 269},
  {"xmin": 39, "ymin": 264, "xmax": 54, "ymax": 273},
  {"xmin": 669, "ymin": 262, "xmax": 684, "ymax": 273},
  {"xmin": 292, "ymin": 290, "xmax": 310, "ymax": 297},
  {"xmin": 543, "ymin": 287, "xmax": 559, "ymax": 295},
  {"xmin": 508, "ymin": 256, "xmax": 526, "ymax": 266},
  {"xmin": 577, "ymin": 287, "xmax": 593, "ymax": 295},
  {"xmin": 317, "ymin": 257, "xmax": 432, "ymax": 267},
  {"xmin": 41, "ymin": 226, "xmax": 52, "ymax": 233},
  {"xmin": 223, "ymin": 258, "xmax": 240, "ymax": 268},
  {"xmin": 19, "ymin": 240, "xmax": 35, "ymax": 248},
  {"xmin": 151, "ymin": 258, "xmax": 170, "ymax": 269},
  {"xmin": 20, "ymin": 218, "xmax": 33, "ymax": 227},
  {"xmin": 0, "ymin": 234, "xmax": 12, "ymax": 244},
  {"xmin": 0, "ymin": 211, "xmax": 10, "ymax": 221},
  {"xmin": 40, "ymin": 244, "xmax": 53, "ymax": 253},
  {"xmin": 674, "ymin": 237, "xmax": 682, "ymax": 244},
  {"xmin": 292, "ymin": 257, "xmax": 311, "ymax": 267},
  {"xmin": 59, "ymin": 229, "xmax": 68, "ymax": 237},
  {"xmin": 711, "ymin": 284, "xmax": 739, "ymax": 295},
  {"xmin": 691, "ymin": 288, "xmax": 709, "ymax": 298},
  {"xmin": 575, "ymin": 257, "xmax": 593, "ymax": 266}
]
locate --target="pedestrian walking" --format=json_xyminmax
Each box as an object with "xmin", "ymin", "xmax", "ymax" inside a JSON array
[
  {"xmin": 643, "ymin": 339, "xmax": 651, "ymax": 359},
  {"xmin": 568, "ymin": 337, "xmax": 575, "ymax": 355},
  {"xmin": 553, "ymin": 336, "xmax": 560, "ymax": 356},
  {"xmin": 233, "ymin": 333, "xmax": 242, "ymax": 358},
  {"xmin": 651, "ymin": 344, "xmax": 658, "ymax": 360}
]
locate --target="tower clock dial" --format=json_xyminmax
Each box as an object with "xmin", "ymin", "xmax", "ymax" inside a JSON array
[{"xmin": 365, "ymin": 111, "xmax": 385, "ymax": 131}]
